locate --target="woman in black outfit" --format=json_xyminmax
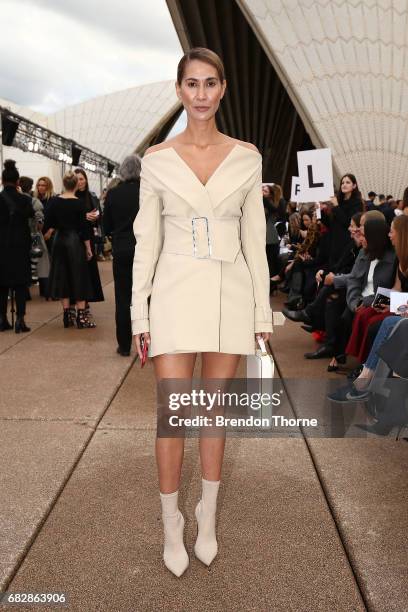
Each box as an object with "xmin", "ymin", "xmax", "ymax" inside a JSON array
[
  {"xmin": 74, "ymin": 168, "xmax": 104, "ymax": 319},
  {"xmin": 321, "ymin": 173, "xmax": 364, "ymax": 269},
  {"xmin": 103, "ymin": 154, "xmax": 140, "ymax": 356},
  {"xmin": 0, "ymin": 160, "xmax": 34, "ymax": 333},
  {"xmin": 44, "ymin": 172, "xmax": 95, "ymax": 328}
]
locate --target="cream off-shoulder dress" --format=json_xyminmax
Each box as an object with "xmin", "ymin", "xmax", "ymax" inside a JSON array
[{"xmin": 130, "ymin": 142, "xmax": 273, "ymax": 357}]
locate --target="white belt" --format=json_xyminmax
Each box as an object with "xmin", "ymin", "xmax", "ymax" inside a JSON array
[{"xmin": 161, "ymin": 216, "xmax": 242, "ymax": 263}]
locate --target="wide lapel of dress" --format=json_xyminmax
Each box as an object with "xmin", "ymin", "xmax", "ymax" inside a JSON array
[
  {"xmin": 141, "ymin": 149, "xmax": 209, "ymax": 217},
  {"xmin": 206, "ymin": 145, "xmax": 262, "ymax": 212}
]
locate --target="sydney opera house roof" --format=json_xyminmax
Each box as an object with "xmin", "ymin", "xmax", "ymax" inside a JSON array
[
  {"xmin": 1, "ymin": 80, "xmax": 181, "ymax": 165},
  {"xmin": 47, "ymin": 80, "xmax": 181, "ymax": 162}
]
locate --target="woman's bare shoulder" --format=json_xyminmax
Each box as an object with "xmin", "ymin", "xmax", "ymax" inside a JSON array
[
  {"xmin": 143, "ymin": 138, "xmax": 179, "ymax": 158},
  {"xmin": 231, "ymin": 139, "xmax": 260, "ymax": 155}
]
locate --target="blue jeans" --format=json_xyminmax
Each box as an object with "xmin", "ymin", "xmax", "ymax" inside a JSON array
[{"xmin": 365, "ymin": 316, "xmax": 401, "ymax": 370}]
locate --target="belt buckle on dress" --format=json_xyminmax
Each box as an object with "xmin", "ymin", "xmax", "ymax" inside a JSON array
[{"xmin": 191, "ymin": 216, "xmax": 212, "ymax": 258}]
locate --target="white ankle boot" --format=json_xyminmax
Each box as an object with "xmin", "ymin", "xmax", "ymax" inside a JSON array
[
  {"xmin": 194, "ymin": 478, "xmax": 220, "ymax": 566},
  {"xmin": 160, "ymin": 490, "xmax": 189, "ymax": 577}
]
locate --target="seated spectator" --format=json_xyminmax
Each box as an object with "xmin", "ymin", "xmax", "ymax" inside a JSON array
[
  {"xmin": 270, "ymin": 210, "xmax": 313, "ymax": 291},
  {"xmin": 328, "ymin": 215, "xmax": 408, "ymax": 402},
  {"xmin": 282, "ymin": 212, "xmax": 363, "ymax": 353},
  {"xmin": 290, "ymin": 211, "xmax": 395, "ymax": 370},
  {"xmin": 282, "ymin": 211, "xmax": 321, "ymax": 309},
  {"xmin": 367, "ymin": 193, "xmax": 395, "ymax": 224},
  {"xmin": 343, "ymin": 214, "xmax": 397, "ymax": 364}
]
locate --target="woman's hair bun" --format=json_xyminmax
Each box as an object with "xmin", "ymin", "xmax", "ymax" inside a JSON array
[{"xmin": 4, "ymin": 159, "xmax": 17, "ymax": 170}]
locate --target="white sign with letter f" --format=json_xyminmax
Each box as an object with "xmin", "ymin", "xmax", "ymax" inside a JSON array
[{"xmin": 297, "ymin": 148, "xmax": 334, "ymax": 201}]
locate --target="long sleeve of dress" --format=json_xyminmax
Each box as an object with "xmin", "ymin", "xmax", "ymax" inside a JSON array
[
  {"xmin": 102, "ymin": 192, "xmax": 113, "ymax": 236},
  {"xmin": 130, "ymin": 164, "xmax": 164, "ymax": 334},
  {"xmin": 240, "ymin": 161, "xmax": 273, "ymax": 333},
  {"xmin": 78, "ymin": 200, "xmax": 91, "ymax": 241}
]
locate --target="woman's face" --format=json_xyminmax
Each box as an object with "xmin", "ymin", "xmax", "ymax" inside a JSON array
[
  {"xmin": 389, "ymin": 221, "xmax": 397, "ymax": 246},
  {"xmin": 262, "ymin": 185, "xmax": 269, "ymax": 197},
  {"xmin": 349, "ymin": 219, "xmax": 363, "ymax": 245},
  {"xmin": 76, "ymin": 173, "xmax": 86, "ymax": 191},
  {"xmin": 37, "ymin": 180, "xmax": 47, "ymax": 196},
  {"xmin": 359, "ymin": 223, "xmax": 367, "ymax": 249},
  {"xmin": 349, "ymin": 219, "xmax": 358, "ymax": 237},
  {"xmin": 176, "ymin": 59, "xmax": 226, "ymax": 122},
  {"xmin": 302, "ymin": 214, "xmax": 311, "ymax": 229},
  {"xmin": 341, "ymin": 176, "xmax": 356, "ymax": 195}
]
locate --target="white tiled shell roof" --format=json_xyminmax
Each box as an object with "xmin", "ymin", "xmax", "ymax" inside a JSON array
[
  {"xmin": 240, "ymin": 0, "xmax": 408, "ymax": 196},
  {"xmin": 47, "ymin": 80, "xmax": 180, "ymax": 163}
]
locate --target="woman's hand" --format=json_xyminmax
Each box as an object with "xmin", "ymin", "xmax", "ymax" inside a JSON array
[
  {"xmin": 43, "ymin": 228, "xmax": 54, "ymax": 241},
  {"xmin": 374, "ymin": 304, "xmax": 390, "ymax": 313},
  {"xmin": 255, "ymin": 332, "xmax": 271, "ymax": 345},
  {"xmin": 330, "ymin": 196, "xmax": 339, "ymax": 207},
  {"xmin": 86, "ymin": 247, "xmax": 93, "ymax": 261},
  {"xmin": 86, "ymin": 209, "xmax": 98, "ymax": 222},
  {"xmin": 324, "ymin": 272, "xmax": 335, "ymax": 286},
  {"xmin": 134, "ymin": 332, "xmax": 151, "ymax": 361}
]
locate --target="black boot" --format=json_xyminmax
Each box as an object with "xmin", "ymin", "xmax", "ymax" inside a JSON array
[
  {"xmin": 282, "ymin": 307, "xmax": 311, "ymax": 324},
  {"xmin": 0, "ymin": 315, "xmax": 12, "ymax": 331},
  {"xmin": 15, "ymin": 317, "xmax": 31, "ymax": 333}
]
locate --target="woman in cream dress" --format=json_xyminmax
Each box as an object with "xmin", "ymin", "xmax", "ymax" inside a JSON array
[{"xmin": 131, "ymin": 47, "xmax": 272, "ymax": 577}]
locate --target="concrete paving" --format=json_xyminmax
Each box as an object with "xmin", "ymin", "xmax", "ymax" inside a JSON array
[{"xmin": 0, "ymin": 267, "xmax": 406, "ymax": 611}]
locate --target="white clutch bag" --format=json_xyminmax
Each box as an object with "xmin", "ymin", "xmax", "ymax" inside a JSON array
[{"xmin": 246, "ymin": 337, "xmax": 275, "ymax": 424}]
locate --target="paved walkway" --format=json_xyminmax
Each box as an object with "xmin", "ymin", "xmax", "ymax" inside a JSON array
[{"xmin": 0, "ymin": 264, "xmax": 406, "ymax": 611}]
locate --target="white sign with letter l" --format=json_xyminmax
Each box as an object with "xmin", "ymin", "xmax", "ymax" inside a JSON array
[{"xmin": 297, "ymin": 148, "xmax": 334, "ymax": 201}]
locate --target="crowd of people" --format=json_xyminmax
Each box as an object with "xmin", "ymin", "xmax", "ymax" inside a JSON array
[
  {"xmin": 0, "ymin": 155, "xmax": 140, "ymax": 355},
  {"xmin": 264, "ymin": 175, "xmax": 408, "ymax": 435},
  {"xmin": 0, "ymin": 160, "xmax": 106, "ymax": 333}
]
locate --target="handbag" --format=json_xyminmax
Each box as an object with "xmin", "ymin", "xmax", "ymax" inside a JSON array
[
  {"xmin": 246, "ymin": 337, "xmax": 275, "ymax": 426},
  {"xmin": 30, "ymin": 232, "xmax": 44, "ymax": 259}
]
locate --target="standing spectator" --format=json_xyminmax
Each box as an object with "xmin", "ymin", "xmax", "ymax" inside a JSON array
[
  {"xmin": 35, "ymin": 176, "xmax": 54, "ymax": 216},
  {"xmin": 43, "ymin": 172, "xmax": 95, "ymax": 328},
  {"xmin": 321, "ymin": 173, "xmax": 364, "ymax": 270},
  {"xmin": 263, "ymin": 191, "xmax": 280, "ymax": 279},
  {"xmin": 74, "ymin": 168, "xmax": 104, "ymax": 318},
  {"xmin": 19, "ymin": 176, "xmax": 50, "ymax": 296},
  {"xmin": 0, "ymin": 160, "xmax": 34, "ymax": 332},
  {"xmin": 366, "ymin": 191, "xmax": 376, "ymax": 209},
  {"xmin": 103, "ymin": 155, "xmax": 140, "ymax": 356}
]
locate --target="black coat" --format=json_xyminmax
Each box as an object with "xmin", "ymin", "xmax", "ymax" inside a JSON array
[
  {"xmin": 103, "ymin": 180, "xmax": 140, "ymax": 253},
  {"xmin": 0, "ymin": 186, "xmax": 34, "ymax": 286},
  {"xmin": 73, "ymin": 190, "xmax": 104, "ymax": 302},
  {"xmin": 322, "ymin": 194, "xmax": 363, "ymax": 268}
]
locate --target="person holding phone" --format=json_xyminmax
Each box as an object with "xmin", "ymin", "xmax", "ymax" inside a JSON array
[
  {"xmin": 74, "ymin": 168, "xmax": 104, "ymax": 322},
  {"xmin": 131, "ymin": 47, "xmax": 272, "ymax": 577}
]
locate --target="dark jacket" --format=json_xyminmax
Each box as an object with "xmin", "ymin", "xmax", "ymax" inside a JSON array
[
  {"xmin": 366, "ymin": 202, "xmax": 395, "ymax": 225},
  {"xmin": 322, "ymin": 194, "xmax": 363, "ymax": 268},
  {"xmin": 346, "ymin": 247, "xmax": 397, "ymax": 311},
  {"xmin": 0, "ymin": 186, "xmax": 34, "ymax": 286},
  {"xmin": 103, "ymin": 180, "xmax": 140, "ymax": 252}
]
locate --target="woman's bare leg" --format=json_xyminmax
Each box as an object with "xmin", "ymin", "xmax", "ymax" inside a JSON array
[
  {"xmin": 199, "ymin": 353, "xmax": 241, "ymax": 480},
  {"xmin": 152, "ymin": 353, "xmax": 197, "ymax": 493}
]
